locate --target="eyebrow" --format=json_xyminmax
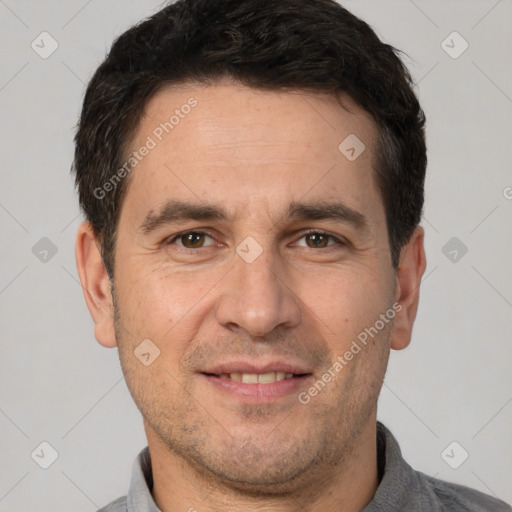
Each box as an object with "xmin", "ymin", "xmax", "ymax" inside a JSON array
[
  {"xmin": 139, "ymin": 200, "xmax": 228, "ymax": 234},
  {"xmin": 287, "ymin": 200, "xmax": 368, "ymax": 233},
  {"xmin": 139, "ymin": 199, "xmax": 368, "ymax": 235}
]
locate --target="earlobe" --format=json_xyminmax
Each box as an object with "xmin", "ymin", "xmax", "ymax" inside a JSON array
[
  {"xmin": 75, "ymin": 222, "xmax": 118, "ymax": 348},
  {"xmin": 390, "ymin": 227, "xmax": 427, "ymax": 351}
]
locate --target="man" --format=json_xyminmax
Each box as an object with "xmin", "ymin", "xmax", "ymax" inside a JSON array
[{"xmin": 72, "ymin": 0, "xmax": 511, "ymax": 510}]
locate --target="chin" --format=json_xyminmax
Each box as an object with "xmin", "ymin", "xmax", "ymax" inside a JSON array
[{"xmin": 185, "ymin": 436, "xmax": 321, "ymax": 496}]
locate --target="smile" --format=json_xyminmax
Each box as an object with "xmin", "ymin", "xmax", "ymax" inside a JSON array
[
  {"xmin": 205, "ymin": 371, "xmax": 305, "ymax": 383},
  {"xmin": 201, "ymin": 371, "xmax": 313, "ymax": 401}
]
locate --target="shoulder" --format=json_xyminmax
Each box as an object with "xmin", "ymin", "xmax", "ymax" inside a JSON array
[
  {"xmin": 416, "ymin": 471, "xmax": 512, "ymax": 511},
  {"xmin": 370, "ymin": 423, "xmax": 511, "ymax": 512},
  {"xmin": 96, "ymin": 496, "xmax": 127, "ymax": 512}
]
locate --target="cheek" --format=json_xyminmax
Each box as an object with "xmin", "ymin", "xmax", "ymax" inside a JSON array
[
  {"xmin": 302, "ymin": 269, "xmax": 393, "ymax": 351},
  {"xmin": 116, "ymin": 264, "xmax": 220, "ymax": 343}
]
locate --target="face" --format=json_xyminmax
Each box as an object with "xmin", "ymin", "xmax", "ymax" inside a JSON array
[{"xmin": 106, "ymin": 80, "xmax": 400, "ymax": 491}]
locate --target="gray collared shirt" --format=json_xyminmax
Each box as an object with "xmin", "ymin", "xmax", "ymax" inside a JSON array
[{"xmin": 97, "ymin": 422, "xmax": 511, "ymax": 511}]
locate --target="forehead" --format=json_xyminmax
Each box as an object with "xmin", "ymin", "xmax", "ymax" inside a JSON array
[{"xmin": 120, "ymin": 80, "xmax": 384, "ymax": 229}]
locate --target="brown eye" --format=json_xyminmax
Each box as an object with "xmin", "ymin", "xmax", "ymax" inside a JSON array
[
  {"xmin": 294, "ymin": 231, "xmax": 345, "ymax": 250},
  {"xmin": 179, "ymin": 232, "xmax": 207, "ymax": 248},
  {"xmin": 165, "ymin": 230, "xmax": 218, "ymax": 254},
  {"xmin": 305, "ymin": 233, "xmax": 330, "ymax": 248}
]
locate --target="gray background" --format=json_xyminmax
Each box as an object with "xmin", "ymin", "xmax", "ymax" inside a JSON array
[{"xmin": 1, "ymin": 0, "xmax": 511, "ymax": 510}]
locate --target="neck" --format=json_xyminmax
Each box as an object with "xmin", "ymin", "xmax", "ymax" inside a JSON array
[{"xmin": 146, "ymin": 418, "xmax": 379, "ymax": 512}]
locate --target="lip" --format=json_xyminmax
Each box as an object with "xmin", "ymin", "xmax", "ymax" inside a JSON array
[
  {"xmin": 201, "ymin": 360, "xmax": 312, "ymax": 376},
  {"xmin": 198, "ymin": 359, "xmax": 314, "ymax": 403},
  {"xmin": 201, "ymin": 373, "xmax": 313, "ymax": 401}
]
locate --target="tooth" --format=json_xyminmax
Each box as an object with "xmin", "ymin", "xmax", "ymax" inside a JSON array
[
  {"xmin": 258, "ymin": 372, "xmax": 276, "ymax": 384},
  {"xmin": 241, "ymin": 373, "xmax": 259, "ymax": 384},
  {"xmin": 228, "ymin": 372, "xmax": 296, "ymax": 383}
]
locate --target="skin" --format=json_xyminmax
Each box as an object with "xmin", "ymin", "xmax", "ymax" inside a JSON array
[{"xmin": 76, "ymin": 78, "xmax": 426, "ymax": 512}]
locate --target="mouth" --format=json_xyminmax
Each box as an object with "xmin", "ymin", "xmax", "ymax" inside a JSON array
[
  {"xmin": 202, "ymin": 371, "xmax": 310, "ymax": 384},
  {"xmin": 199, "ymin": 364, "xmax": 313, "ymax": 402}
]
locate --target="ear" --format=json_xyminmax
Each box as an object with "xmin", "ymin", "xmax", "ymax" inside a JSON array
[
  {"xmin": 75, "ymin": 222, "xmax": 117, "ymax": 348},
  {"xmin": 390, "ymin": 226, "xmax": 426, "ymax": 351}
]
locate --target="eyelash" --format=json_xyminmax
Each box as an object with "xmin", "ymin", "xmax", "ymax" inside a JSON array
[{"xmin": 165, "ymin": 230, "xmax": 346, "ymax": 250}]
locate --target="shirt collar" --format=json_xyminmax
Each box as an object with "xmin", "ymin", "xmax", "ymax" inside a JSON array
[
  {"xmin": 362, "ymin": 422, "xmax": 420, "ymax": 511},
  {"xmin": 127, "ymin": 446, "xmax": 161, "ymax": 512}
]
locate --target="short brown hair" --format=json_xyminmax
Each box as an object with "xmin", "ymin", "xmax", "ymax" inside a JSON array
[{"xmin": 72, "ymin": 0, "xmax": 426, "ymax": 276}]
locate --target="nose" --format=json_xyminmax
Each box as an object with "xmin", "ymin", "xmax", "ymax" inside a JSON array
[{"xmin": 215, "ymin": 247, "xmax": 301, "ymax": 337}]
